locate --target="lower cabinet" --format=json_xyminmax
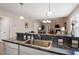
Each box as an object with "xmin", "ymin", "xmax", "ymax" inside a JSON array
[
  {"xmin": 4, "ymin": 42, "xmax": 18, "ymax": 55},
  {"xmin": 74, "ymin": 51, "xmax": 79, "ymax": 55},
  {"xmin": 3, "ymin": 42, "xmax": 57, "ymax": 55},
  {"xmin": 5, "ymin": 47, "xmax": 18, "ymax": 55},
  {"xmin": 20, "ymin": 46, "xmax": 56, "ymax": 55}
]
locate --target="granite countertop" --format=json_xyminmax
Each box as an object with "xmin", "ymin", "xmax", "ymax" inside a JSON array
[
  {"xmin": 2, "ymin": 39, "xmax": 68, "ymax": 55},
  {"xmin": 25, "ymin": 33, "xmax": 79, "ymax": 38}
]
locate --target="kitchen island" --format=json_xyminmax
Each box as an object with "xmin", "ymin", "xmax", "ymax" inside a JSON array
[
  {"xmin": 13, "ymin": 33, "xmax": 79, "ymax": 55},
  {"xmin": 2, "ymin": 39, "xmax": 70, "ymax": 55}
]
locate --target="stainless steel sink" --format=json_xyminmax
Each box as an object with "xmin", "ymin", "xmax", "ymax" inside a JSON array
[{"xmin": 24, "ymin": 40, "xmax": 52, "ymax": 48}]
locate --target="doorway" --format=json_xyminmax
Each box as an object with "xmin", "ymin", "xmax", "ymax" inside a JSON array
[{"xmin": 0, "ymin": 16, "xmax": 10, "ymax": 42}]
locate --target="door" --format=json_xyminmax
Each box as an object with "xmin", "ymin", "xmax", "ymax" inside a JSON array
[{"xmin": 0, "ymin": 17, "xmax": 10, "ymax": 41}]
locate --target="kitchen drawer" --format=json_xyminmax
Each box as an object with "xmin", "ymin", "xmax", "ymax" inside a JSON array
[
  {"xmin": 4, "ymin": 42, "xmax": 18, "ymax": 49},
  {"xmin": 5, "ymin": 47, "xmax": 18, "ymax": 55},
  {"xmin": 20, "ymin": 51, "xmax": 33, "ymax": 55},
  {"xmin": 50, "ymin": 47, "xmax": 70, "ymax": 55},
  {"xmin": 20, "ymin": 51, "xmax": 56, "ymax": 55},
  {"xmin": 20, "ymin": 46, "xmax": 56, "ymax": 55}
]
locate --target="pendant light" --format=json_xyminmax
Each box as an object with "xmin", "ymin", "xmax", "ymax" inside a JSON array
[
  {"xmin": 19, "ymin": 3, "xmax": 24, "ymax": 19},
  {"xmin": 47, "ymin": 3, "xmax": 52, "ymax": 16},
  {"xmin": 42, "ymin": 3, "xmax": 52, "ymax": 23},
  {"xmin": 42, "ymin": 14, "xmax": 51, "ymax": 23},
  {"xmin": 42, "ymin": 19, "xmax": 51, "ymax": 23}
]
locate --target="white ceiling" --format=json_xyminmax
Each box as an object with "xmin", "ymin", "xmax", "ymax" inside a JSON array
[{"xmin": 0, "ymin": 3, "xmax": 78, "ymax": 20}]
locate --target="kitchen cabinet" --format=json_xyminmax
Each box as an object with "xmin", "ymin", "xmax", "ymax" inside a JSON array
[
  {"xmin": 3, "ymin": 41, "xmax": 58, "ymax": 55},
  {"xmin": 74, "ymin": 51, "xmax": 79, "ymax": 55},
  {"xmin": 20, "ymin": 46, "xmax": 56, "ymax": 55},
  {"xmin": 4, "ymin": 42, "xmax": 55, "ymax": 55},
  {"xmin": 4, "ymin": 42, "xmax": 18, "ymax": 55}
]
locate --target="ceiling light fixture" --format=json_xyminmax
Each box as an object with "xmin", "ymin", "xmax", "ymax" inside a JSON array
[
  {"xmin": 42, "ymin": 20, "xmax": 47, "ymax": 23},
  {"xmin": 42, "ymin": 19, "xmax": 51, "ymax": 23},
  {"xmin": 19, "ymin": 3, "xmax": 24, "ymax": 20},
  {"xmin": 47, "ymin": 20, "xmax": 51, "ymax": 23},
  {"xmin": 42, "ymin": 3, "xmax": 52, "ymax": 23}
]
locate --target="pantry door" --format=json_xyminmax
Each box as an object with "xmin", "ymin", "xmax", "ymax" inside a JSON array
[{"xmin": 0, "ymin": 17, "xmax": 10, "ymax": 42}]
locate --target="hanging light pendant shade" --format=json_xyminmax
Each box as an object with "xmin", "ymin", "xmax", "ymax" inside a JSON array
[
  {"xmin": 42, "ymin": 20, "xmax": 51, "ymax": 23},
  {"xmin": 42, "ymin": 20, "xmax": 47, "ymax": 23},
  {"xmin": 19, "ymin": 3, "xmax": 24, "ymax": 19},
  {"xmin": 47, "ymin": 20, "xmax": 51, "ymax": 23}
]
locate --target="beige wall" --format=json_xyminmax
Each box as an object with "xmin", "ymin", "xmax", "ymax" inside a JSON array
[
  {"xmin": 12, "ymin": 18, "xmax": 40, "ymax": 37},
  {"xmin": 50, "ymin": 17, "xmax": 67, "ymax": 32},
  {"xmin": 0, "ymin": 19, "xmax": 1, "ymax": 39},
  {"xmin": 0, "ymin": 19, "xmax": 1, "ymax": 32},
  {"xmin": 42, "ymin": 17, "xmax": 67, "ymax": 33},
  {"xmin": 0, "ymin": 10, "xmax": 40, "ymax": 39}
]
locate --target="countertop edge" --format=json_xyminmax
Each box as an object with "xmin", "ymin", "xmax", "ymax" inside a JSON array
[{"xmin": 2, "ymin": 39, "xmax": 67, "ymax": 55}]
